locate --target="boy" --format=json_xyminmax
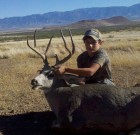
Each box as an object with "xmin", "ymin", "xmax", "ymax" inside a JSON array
[{"xmin": 55, "ymin": 29, "xmax": 115, "ymax": 85}]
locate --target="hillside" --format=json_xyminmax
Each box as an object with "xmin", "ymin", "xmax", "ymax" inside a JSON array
[
  {"xmin": 0, "ymin": 3, "xmax": 140, "ymax": 31},
  {"xmin": 66, "ymin": 16, "xmax": 133, "ymax": 29}
]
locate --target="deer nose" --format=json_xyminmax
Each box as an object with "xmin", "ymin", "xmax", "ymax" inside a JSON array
[{"xmin": 31, "ymin": 79, "xmax": 38, "ymax": 86}]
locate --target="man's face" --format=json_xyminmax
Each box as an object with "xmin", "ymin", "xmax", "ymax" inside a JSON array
[{"xmin": 84, "ymin": 37, "xmax": 100, "ymax": 56}]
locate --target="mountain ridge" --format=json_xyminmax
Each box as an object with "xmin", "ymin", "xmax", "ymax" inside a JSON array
[
  {"xmin": 0, "ymin": 3, "xmax": 140, "ymax": 31},
  {"xmin": 59, "ymin": 16, "xmax": 135, "ymax": 29}
]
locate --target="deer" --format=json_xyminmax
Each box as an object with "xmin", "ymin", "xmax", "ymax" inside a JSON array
[{"xmin": 27, "ymin": 30, "xmax": 140, "ymax": 134}]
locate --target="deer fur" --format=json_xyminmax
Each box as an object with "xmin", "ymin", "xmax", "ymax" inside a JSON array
[
  {"xmin": 34, "ymin": 76, "xmax": 140, "ymax": 133},
  {"xmin": 27, "ymin": 30, "xmax": 140, "ymax": 134}
]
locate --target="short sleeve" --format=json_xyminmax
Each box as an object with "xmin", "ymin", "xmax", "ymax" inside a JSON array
[
  {"xmin": 91, "ymin": 49, "xmax": 108, "ymax": 67},
  {"xmin": 92, "ymin": 54, "xmax": 106, "ymax": 67}
]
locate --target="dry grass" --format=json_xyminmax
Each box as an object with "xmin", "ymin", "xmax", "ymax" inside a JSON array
[
  {"xmin": 0, "ymin": 30, "xmax": 140, "ymax": 116},
  {"xmin": 109, "ymin": 50, "xmax": 140, "ymax": 67},
  {"xmin": 0, "ymin": 31, "xmax": 140, "ymax": 66}
]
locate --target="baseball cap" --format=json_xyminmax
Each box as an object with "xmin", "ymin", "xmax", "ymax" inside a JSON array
[{"xmin": 83, "ymin": 29, "xmax": 102, "ymax": 41}]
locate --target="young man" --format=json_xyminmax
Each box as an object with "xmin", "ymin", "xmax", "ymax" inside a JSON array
[{"xmin": 55, "ymin": 29, "xmax": 115, "ymax": 85}]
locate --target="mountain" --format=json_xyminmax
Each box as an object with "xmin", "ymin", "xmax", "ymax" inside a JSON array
[
  {"xmin": 65, "ymin": 16, "xmax": 133, "ymax": 29},
  {"xmin": 0, "ymin": 3, "xmax": 140, "ymax": 31}
]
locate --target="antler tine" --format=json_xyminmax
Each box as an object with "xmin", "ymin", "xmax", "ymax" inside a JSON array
[
  {"xmin": 53, "ymin": 29, "xmax": 75, "ymax": 66},
  {"xmin": 27, "ymin": 38, "xmax": 45, "ymax": 61},
  {"xmin": 68, "ymin": 29, "xmax": 75, "ymax": 54},
  {"xmin": 60, "ymin": 29, "xmax": 71, "ymax": 54},
  {"xmin": 34, "ymin": 30, "xmax": 37, "ymax": 47},
  {"xmin": 27, "ymin": 30, "xmax": 45, "ymax": 62},
  {"xmin": 44, "ymin": 36, "xmax": 53, "ymax": 59}
]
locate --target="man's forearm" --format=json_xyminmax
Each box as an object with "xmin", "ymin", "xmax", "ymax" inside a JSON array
[{"xmin": 65, "ymin": 67, "xmax": 94, "ymax": 76}]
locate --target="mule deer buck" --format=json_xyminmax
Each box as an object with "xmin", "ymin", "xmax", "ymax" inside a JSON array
[{"xmin": 27, "ymin": 30, "xmax": 140, "ymax": 134}]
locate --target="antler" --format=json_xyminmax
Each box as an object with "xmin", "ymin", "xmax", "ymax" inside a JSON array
[
  {"xmin": 53, "ymin": 29, "xmax": 75, "ymax": 66},
  {"xmin": 27, "ymin": 30, "xmax": 53, "ymax": 65},
  {"xmin": 27, "ymin": 29, "xmax": 75, "ymax": 67}
]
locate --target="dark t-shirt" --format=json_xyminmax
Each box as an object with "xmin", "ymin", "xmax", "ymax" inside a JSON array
[{"xmin": 77, "ymin": 48, "xmax": 112, "ymax": 83}]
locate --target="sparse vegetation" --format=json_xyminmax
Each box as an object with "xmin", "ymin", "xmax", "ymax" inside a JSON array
[
  {"xmin": 0, "ymin": 28, "xmax": 140, "ymax": 117},
  {"xmin": 0, "ymin": 23, "xmax": 140, "ymax": 42},
  {"xmin": 1, "ymin": 29, "xmax": 140, "ymax": 66}
]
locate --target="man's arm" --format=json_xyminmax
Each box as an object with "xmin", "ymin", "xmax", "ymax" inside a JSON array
[{"xmin": 55, "ymin": 63, "xmax": 100, "ymax": 77}]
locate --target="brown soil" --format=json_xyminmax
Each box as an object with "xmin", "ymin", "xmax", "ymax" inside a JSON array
[{"xmin": 0, "ymin": 58, "xmax": 139, "ymax": 135}]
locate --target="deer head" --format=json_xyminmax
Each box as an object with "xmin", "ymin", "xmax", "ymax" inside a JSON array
[{"xmin": 27, "ymin": 29, "xmax": 75, "ymax": 90}]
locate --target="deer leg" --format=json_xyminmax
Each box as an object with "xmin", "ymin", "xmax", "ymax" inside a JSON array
[
  {"xmin": 51, "ymin": 119, "xmax": 61, "ymax": 128},
  {"xmin": 57, "ymin": 109, "xmax": 73, "ymax": 128}
]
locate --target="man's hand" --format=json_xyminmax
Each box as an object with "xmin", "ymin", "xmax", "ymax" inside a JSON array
[{"xmin": 54, "ymin": 65, "xmax": 66, "ymax": 75}]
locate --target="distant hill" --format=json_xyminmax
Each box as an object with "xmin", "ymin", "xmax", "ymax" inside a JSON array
[
  {"xmin": 0, "ymin": 3, "xmax": 140, "ymax": 31},
  {"xmin": 65, "ymin": 16, "xmax": 133, "ymax": 29}
]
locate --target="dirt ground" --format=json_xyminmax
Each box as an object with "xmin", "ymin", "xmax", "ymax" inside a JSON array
[{"xmin": 0, "ymin": 58, "xmax": 140, "ymax": 135}]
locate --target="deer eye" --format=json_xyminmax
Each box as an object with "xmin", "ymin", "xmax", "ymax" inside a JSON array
[
  {"xmin": 48, "ymin": 72, "xmax": 55, "ymax": 78},
  {"xmin": 45, "ymin": 71, "xmax": 55, "ymax": 78}
]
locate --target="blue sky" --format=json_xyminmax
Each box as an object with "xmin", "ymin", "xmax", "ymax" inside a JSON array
[{"xmin": 0, "ymin": 0, "xmax": 140, "ymax": 19}]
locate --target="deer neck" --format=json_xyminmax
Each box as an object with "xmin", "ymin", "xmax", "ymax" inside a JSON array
[
  {"xmin": 44, "ymin": 77, "xmax": 68, "ymax": 97},
  {"xmin": 51, "ymin": 77, "xmax": 69, "ymax": 89}
]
